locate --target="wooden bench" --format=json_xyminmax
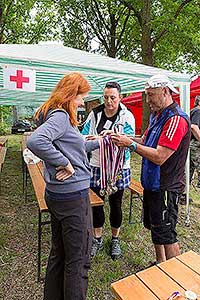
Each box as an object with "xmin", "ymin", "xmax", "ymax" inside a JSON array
[
  {"xmin": 27, "ymin": 161, "xmax": 104, "ymax": 281},
  {"xmin": 26, "ymin": 162, "xmax": 50, "ymax": 281},
  {"xmin": 111, "ymin": 251, "xmax": 200, "ymax": 300},
  {"xmin": 0, "ymin": 136, "xmax": 8, "ymax": 194},
  {"xmin": 128, "ymin": 179, "xmax": 143, "ymax": 224}
]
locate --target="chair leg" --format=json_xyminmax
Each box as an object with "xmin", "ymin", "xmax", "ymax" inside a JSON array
[
  {"xmin": 0, "ymin": 171, "xmax": 1, "ymax": 195},
  {"xmin": 38, "ymin": 209, "xmax": 42, "ymax": 282},
  {"xmin": 129, "ymin": 192, "xmax": 144, "ymax": 224},
  {"xmin": 21, "ymin": 150, "xmax": 24, "ymax": 193},
  {"xmin": 139, "ymin": 195, "xmax": 144, "ymax": 223},
  {"xmin": 25, "ymin": 165, "xmax": 28, "ymax": 201},
  {"xmin": 129, "ymin": 192, "xmax": 134, "ymax": 224}
]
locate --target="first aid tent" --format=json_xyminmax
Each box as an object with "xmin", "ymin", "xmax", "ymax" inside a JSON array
[{"xmin": 0, "ymin": 44, "xmax": 191, "ymax": 222}]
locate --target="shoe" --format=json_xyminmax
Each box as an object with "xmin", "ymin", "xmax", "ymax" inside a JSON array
[
  {"xmin": 91, "ymin": 238, "xmax": 103, "ymax": 258},
  {"xmin": 179, "ymin": 196, "xmax": 193, "ymax": 205},
  {"xmin": 110, "ymin": 239, "xmax": 122, "ymax": 260},
  {"xmin": 148, "ymin": 261, "xmax": 159, "ymax": 268}
]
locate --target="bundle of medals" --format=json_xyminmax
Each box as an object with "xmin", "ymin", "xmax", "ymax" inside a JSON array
[
  {"xmin": 99, "ymin": 134, "xmax": 124, "ymax": 196},
  {"xmin": 167, "ymin": 290, "xmax": 198, "ymax": 300}
]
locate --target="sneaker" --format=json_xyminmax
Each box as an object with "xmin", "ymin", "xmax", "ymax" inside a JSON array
[
  {"xmin": 179, "ymin": 195, "xmax": 193, "ymax": 205},
  {"xmin": 110, "ymin": 239, "xmax": 122, "ymax": 260},
  {"xmin": 148, "ymin": 261, "xmax": 159, "ymax": 268},
  {"xmin": 91, "ymin": 238, "xmax": 103, "ymax": 258}
]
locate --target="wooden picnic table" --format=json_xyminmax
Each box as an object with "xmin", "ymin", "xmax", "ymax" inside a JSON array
[{"xmin": 111, "ymin": 250, "xmax": 200, "ymax": 300}]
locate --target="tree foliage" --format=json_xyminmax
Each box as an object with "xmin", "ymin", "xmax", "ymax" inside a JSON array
[
  {"xmin": 153, "ymin": 0, "xmax": 200, "ymax": 73},
  {"xmin": 57, "ymin": 0, "xmax": 138, "ymax": 57},
  {"xmin": 0, "ymin": 0, "xmax": 60, "ymax": 43},
  {"xmin": 0, "ymin": 106, "xmax": 12, "ymax": 134},
  {"xmin": 57, "ymin": 0, "xmax": 200, "ymax": 73},
  {"xmin": 56, "ymin": 0, "xmax": 200, "ymax": 131}
]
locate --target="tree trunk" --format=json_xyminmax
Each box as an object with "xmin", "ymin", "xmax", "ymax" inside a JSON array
[
  {"xmin": 12, "ymin": 106, "xmax": 18, "ymax": 122},
  {"xmin": 142, "ymin": 92, "xmax": 150, "ymax": 133},
  {"xmin": 85, "ymin": 99, "xmax": 100, "ymax": 117},
  {"xmin": 0, "ymin": 106, "xmax": 3, "ymax": 124},
  {"xmin": 141, "ymin": 0, "xmax": 153, "ymax": 66},
  {"xmin": 107, "ymin": 13, "xmax": 117, "ymax": 58},
  {"xmin": 0, "ymin": 5, "xmax": 3, "ymax": 43},
  {"xmin": 141, "ymin": 0, "xmax": 153, "ymax": 132}
]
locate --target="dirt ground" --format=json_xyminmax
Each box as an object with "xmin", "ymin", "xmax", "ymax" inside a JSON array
[{"xmin": 0, "ymin": 135, "xmax": 200, "ymax": 300}]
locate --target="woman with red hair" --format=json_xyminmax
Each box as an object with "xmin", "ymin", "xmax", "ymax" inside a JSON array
[{"xmin": 27, "ymin": 72, "xmax": 100, "ymax": 300}]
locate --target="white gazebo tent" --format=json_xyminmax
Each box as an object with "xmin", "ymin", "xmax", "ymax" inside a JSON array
[{"xmin": 0, "ymin": 44, "xmax": 191, "ymax": 223}]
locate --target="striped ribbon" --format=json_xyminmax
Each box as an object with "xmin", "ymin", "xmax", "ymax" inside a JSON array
[
  {"xmin": 167, "ymin": 291, "xmax": 181, "ymax": 300},
  {"xmin": 99, "ymin": 134, "xmax": 124, "ymax": 196}
]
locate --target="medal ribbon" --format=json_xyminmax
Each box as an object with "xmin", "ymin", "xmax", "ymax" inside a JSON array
[
  {"xmin": 99, "ymin": 137, "xmax": 107, "ymax": 194},
  {"xmin": 167, "ymin": 291, "xmax": 181, "ymax": 300},
  {"xmin": 99, "ymin": 135, "xmax": 124, "ymax": 195}
]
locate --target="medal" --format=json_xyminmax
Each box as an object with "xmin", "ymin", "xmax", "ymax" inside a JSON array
[
  {"xmin": 100, "ymin": 189, "xmax": 105, "ymax": 196},
  {"xmin": 112, "ymin": 186, "xmax": 118, "ymax": 193}
]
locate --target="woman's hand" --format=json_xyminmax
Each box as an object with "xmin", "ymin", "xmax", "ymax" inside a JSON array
[
  {"xmin": 85, "ymin": 135, "xmax": 99, "ymax": 140},
  {"xmin": 55, "ymin": 162, "xmax": 75, "ymax": 181}
]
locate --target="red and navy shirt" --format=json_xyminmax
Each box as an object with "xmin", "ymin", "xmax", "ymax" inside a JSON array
[{"xmin": 142, "ymin": 102, "xmax": 190, "ymax": 193}]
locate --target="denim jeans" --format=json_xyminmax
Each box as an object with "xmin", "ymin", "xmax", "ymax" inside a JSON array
[{"xmin": 44, "ymin": 188, "xmax": 92, "ymax": 300}]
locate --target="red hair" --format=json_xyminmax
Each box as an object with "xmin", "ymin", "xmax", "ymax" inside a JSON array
[{"xmin": 35, "ymin": 72, "xmax": 90, "ymax": 126}]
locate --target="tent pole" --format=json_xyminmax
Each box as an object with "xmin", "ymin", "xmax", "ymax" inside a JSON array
[{"xmin": 180, "ymin": 83, "xmax": 191, "ymax": 226}]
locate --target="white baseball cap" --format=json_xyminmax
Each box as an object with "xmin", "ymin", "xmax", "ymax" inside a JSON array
[{"xmin": 145, "ymin": 74, "xmax": 179, "ymax": 94}]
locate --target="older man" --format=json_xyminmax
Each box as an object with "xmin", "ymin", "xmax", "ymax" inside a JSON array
[
  {"xmin": 190, "ymin": 95, "xmax": 200, "ymax": 188},
  {"xmin": 111, "ymin": 74, "xmax": 191, "ymax": 263}
]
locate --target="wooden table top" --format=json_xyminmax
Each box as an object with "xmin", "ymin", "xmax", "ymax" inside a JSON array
[
  {"xmin": 111, "ymin": 250, "xmax": 200, "ymax": 300},
  {"xmin": 0, "ymin": 136, "xmax": 8, "ymax": 146},
  {"xmin": 22, "ymin": 135, "xmax": 104, "ymax": 208}
]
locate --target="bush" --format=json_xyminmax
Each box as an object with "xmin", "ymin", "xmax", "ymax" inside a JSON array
[{"xmin": 0, "ymin": 123, "xmax": 10, "ymax": 135}]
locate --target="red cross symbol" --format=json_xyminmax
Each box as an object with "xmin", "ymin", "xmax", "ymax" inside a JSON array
[{"xmin": 10, "ymin": 70, "xmax": 30, "ymax": 89}]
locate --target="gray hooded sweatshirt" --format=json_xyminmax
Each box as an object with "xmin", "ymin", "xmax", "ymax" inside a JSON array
[{"xmin": 27, "ymin": 109, "xmax": 99, "ymax": 193}]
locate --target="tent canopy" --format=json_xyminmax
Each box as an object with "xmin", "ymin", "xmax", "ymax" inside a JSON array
[
  {"xmin": 0, "ymin": 44, "xmax": 192, "ymax": 221},
  {"xmin": 0, "ymin": 44, "xmax": 191, "ymax": 108}
]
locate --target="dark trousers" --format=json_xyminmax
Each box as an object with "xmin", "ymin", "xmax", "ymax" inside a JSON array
[
  {"xmin": 91, "ymin": 187, "xmax": 124, "ymax": 228},
  {"xmin": 44, "ymin": 189, "xmax": 92, "ymax": 300}
]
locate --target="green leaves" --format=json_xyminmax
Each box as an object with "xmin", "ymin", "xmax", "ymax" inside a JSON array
[
  {"xmin": 0, "ymin": 0, "xmax": 60, "ymax": 44},
  {"xmin": 0, "ymin": 0, "xmax": 199, "ymax": 73}
]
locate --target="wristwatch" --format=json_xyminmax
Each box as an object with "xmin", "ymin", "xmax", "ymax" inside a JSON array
[{"xmin": 129, "ymin": 141, "xmax": 137, "ymax": 152}]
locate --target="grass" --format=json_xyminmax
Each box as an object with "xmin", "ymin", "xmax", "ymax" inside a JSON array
[{"xmin": 0, "ymin": 135, "xmax": 200, "ymax": 299}]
